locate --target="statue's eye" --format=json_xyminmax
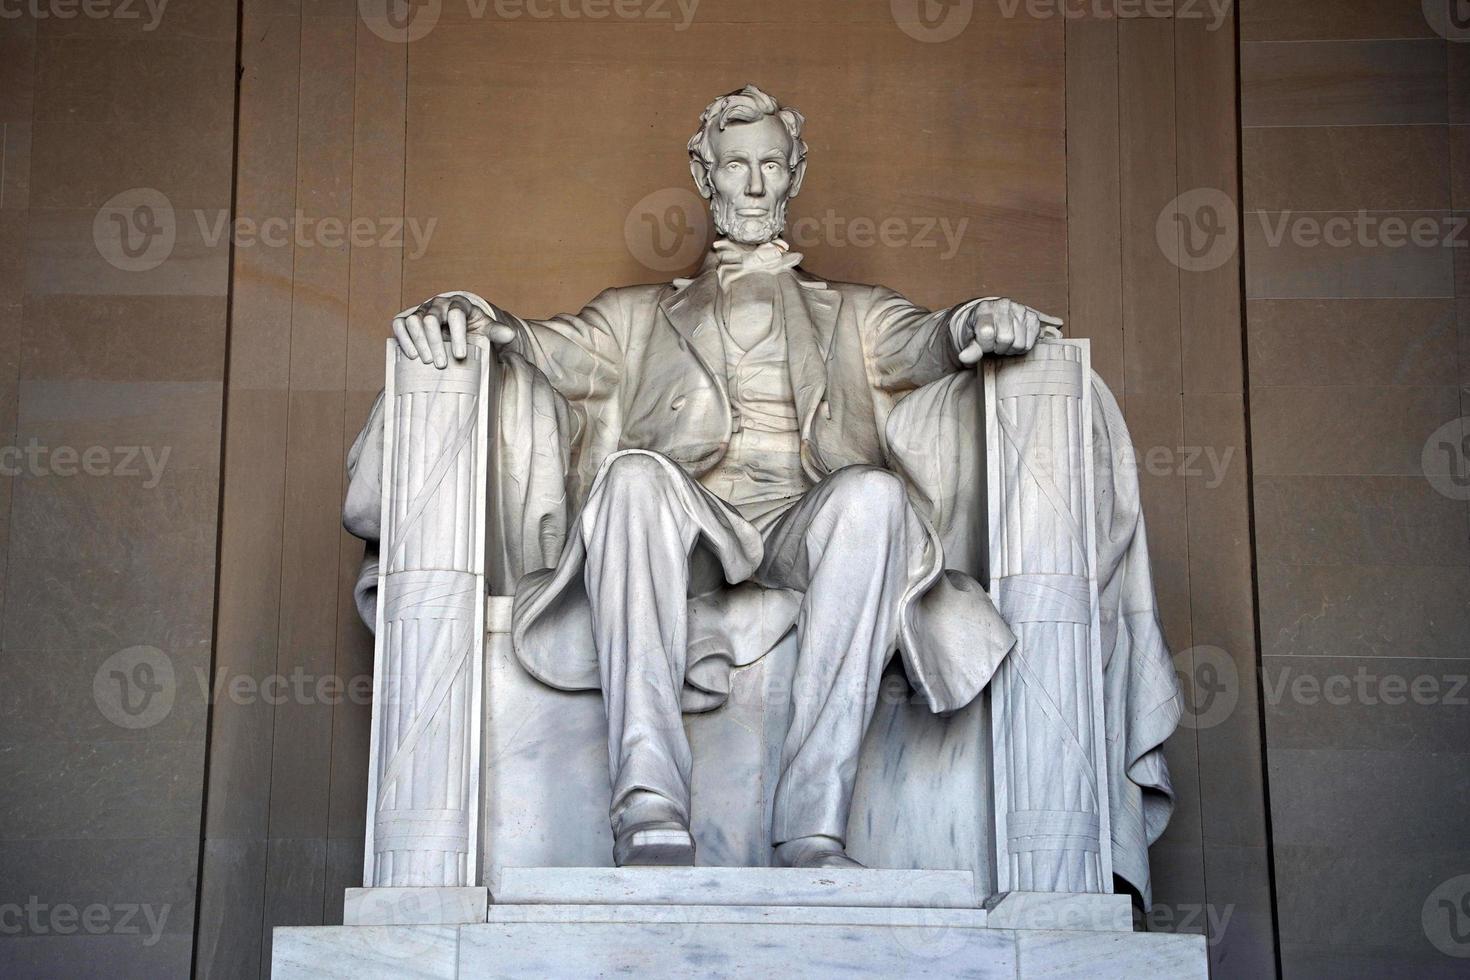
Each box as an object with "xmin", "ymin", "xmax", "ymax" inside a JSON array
[
  {"xmin": 763, "ymin": 162, "xmax": 781, "ymax": 172},
  {"xmin": 725, "ymin": 161, "xmax": 743, "ymax": 171}
]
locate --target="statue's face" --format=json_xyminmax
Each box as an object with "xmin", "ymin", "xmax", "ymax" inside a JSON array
[{"xmin": 705, "ymin": 115, "xmax": 797, "ymax": 245}]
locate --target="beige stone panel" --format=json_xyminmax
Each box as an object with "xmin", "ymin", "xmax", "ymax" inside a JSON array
[
  {"xmin": 1243, "ymin": 125, "xmax": 1453, "ymax": 214},
  {"xmin": 1, "ymin": 121, "xmax": 32, "ymax": 209},
  {"xmin": 29, "ymin": 118, "xmax": 236, "ymax": 211},
  {"xmin": 31, "ymin": 36, "xmax": 236, "ymax": 128},
  {"xmin": 1246, "ymin": 298, "xmax": 1459, "ymax": 388},
  {"xmin": 1243, "ymin": 209, "xmax": 1457, "ymax": 300},
  {"xmin": 1119, "ymin": 17, "xmax": 1183, "ymax": 399},
  {"xmin": 20, "ymin": 294, "xmax": 228, "ymax": 381},
  {"xmin": 1176, "ymin": 14, "xmax": 1243, "ymax": 396},
  {"xmin": 1251, "ymin": 384, "xmax": 1463, "ymax": 476},
  {"xmin": 1241, "ymin": 39, "xmax": 1448, "ymax": 127},
  {"xmin": 1064, "ymin": 16, "xmax": 1123, "ymax": 395},
  {"xmin": 1239, "ymin": 0, "xmax": 1439, "ymax": 42}
]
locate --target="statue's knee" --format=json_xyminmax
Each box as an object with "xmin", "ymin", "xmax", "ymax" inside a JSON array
[
  {"xmin": 829, "ymin": 465, "xmax": 907, "ymax": 516},
  {"xmin": 601, "ymin": 452, "xmax": 672, "ymax": 496}
]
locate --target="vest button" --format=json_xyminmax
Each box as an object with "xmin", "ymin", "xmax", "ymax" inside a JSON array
[{"xmin": 670, "ymin": 395, "xmax": 687, "ymax": 411}]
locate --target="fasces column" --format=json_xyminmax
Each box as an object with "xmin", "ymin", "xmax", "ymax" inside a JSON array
[
  {"xmin": 985, "ymin": 339, "xmax": 1112, "ymax": 894},
  {"xmin": 365, "ymin": 337, "xmax": 490, "ymax": 887}
]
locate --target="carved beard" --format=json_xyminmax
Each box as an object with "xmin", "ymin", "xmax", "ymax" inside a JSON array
[{"xmin": 709, "ymin": 193, "xmax": 790, "ymax": 245}]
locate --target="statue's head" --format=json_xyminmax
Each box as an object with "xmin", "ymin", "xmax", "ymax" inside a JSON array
[{"xmin": 688, "ymin": 85, "xmax": 807, "ymax": 246}]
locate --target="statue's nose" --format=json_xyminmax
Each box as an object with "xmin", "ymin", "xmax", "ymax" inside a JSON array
[{"xmin": 746, "ymin": 168, "xmax": 765, "ymax": 197}]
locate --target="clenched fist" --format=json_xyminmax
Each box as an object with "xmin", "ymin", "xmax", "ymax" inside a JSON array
[
  {"xmin": 393, "ymin": 291, "xmax": 517, "ymax": 369},
  {"xmin": 953, "ymin": 297, "xmax": 1062, "ymax": 366}
]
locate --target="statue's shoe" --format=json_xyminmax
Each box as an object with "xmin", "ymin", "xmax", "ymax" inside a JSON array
[
  {"xmin": 613, "ymin": 821, "xmax": 696, "ymax": 867},
  {"xmin": 773, "ymin": 835, "xmax": 866, "ymax": 870}
]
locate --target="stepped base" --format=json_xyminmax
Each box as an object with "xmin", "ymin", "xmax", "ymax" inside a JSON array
[{"xmin": 275, "ymin": 871, "xmax": 1206, "ymax": 978}]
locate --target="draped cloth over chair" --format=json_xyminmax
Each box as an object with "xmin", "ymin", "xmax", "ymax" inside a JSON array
[{"xmin": 344, "ymin": 336, "xmax": 1181, "ymax": 908}]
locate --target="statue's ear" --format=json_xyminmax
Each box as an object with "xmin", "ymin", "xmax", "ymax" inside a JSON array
[
  {"xmin": 690, "ymin": 158, "xmax": 713, "ymax": 200},
  {"xmin": 788, "ymin": 158, "xmax": 808, "ymax": 200}
]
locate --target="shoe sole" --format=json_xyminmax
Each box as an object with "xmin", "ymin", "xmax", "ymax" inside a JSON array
[{"xmin": 614, "ymin": 827, "xmax": 697, "ymax": 867}]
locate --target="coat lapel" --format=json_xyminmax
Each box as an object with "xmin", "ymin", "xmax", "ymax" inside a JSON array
[
  {"xmin": 777, "ymin": 274, "xmax": 836, "ymax": 445},
  {"xmin": 658, "ymin": 270, "xmax": 729, "ymax": 401}
]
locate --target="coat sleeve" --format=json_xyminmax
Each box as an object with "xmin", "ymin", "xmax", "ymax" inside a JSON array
[
  {"xmin": 863, "ymin": 285, "xmax": 968, "ymax": 392},
  {"xmin": 498, "ymin": 287, "xmax": 628, "ymax": 403}
]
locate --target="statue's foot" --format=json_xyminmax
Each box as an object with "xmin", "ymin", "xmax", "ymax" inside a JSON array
[
  {"xmin": 773, "ymin": 835, "xmax": 865, "ymax": 870},
  {"xmin": 612, "ymin": 793, "xmax": 695, "ymax": 866},
  {"xmin": 614, "ymin": 821, "xmax": 696, "ymax": 866}
]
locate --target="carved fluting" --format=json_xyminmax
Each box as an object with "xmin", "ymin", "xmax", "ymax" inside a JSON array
[
  {"xmin": 985, "ymin": 340, "xmax": 1112, "ymax": 894},
  {"xmin": 365, "ymin": 339, "xmax": 490, "ymax": 887}
]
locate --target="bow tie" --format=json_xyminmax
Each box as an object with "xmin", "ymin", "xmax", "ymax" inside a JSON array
[{"xmin": 713, "ymin": 238, "xmax": 804, "ymax": 290}]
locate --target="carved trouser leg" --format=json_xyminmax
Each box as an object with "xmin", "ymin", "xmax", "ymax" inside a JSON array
[
  {"xmin": 756, "ymin": 465, "xmax": 923, "ymax": 844},
  {"xmin": 581, "ymin": 453, "xmax": 925, "ymax": 851},
  {"xmin": 580, "ymin": 452, "xmax": 703, "ymax": 832}
]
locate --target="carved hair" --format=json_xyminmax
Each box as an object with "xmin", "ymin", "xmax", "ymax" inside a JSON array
[{"xmin": 687, "ymin": 85, "xmax": 807, "ymax": 176}]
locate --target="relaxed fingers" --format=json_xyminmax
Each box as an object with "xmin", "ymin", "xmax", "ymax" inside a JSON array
[
  {"xmin": 448, "ymin": 307, "xmax": 468, "ymax": 359},
  {"xmin": 406, "ymin": 313, "xmax": 434, "ymax": 364},
  {"xmin": 392, "ymin": 317, "xmax": 417, "ymax": 359},
  {"xmin": 423, "ymin": 313, "xmax": 447, "ymax": 368}
]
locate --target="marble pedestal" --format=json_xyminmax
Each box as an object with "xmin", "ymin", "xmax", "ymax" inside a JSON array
[{"xmin": 272, "ymin": 870, "xmax": 1206, "ymax": 979}]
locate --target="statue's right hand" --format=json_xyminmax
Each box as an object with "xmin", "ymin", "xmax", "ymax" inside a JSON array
[{"xmin": 393, "ymin": 291, "xmax": 517, "ymax": 369}]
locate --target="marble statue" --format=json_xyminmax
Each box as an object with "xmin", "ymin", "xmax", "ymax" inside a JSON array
[{"xmin": 342, "ymin": 86, "xmax": 1182, "ymax": 910}]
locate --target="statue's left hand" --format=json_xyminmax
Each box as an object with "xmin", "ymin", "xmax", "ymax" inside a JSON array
[{"xmin": 954, "ymin": 297, "xmax": 1063, "ymax": 366}]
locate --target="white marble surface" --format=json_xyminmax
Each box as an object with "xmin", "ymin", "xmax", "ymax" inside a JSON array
[
  {"xmin": 272, "ymin": 907, "xmax": 1208, "ymax": 978},
  {"xmin": 494, "ymin": 867, "xmax": 979, "ymax": 908},
  {"xmin": 984, "ymin": 891, "xmax": 1132, "ymax": 933},
  {"xmin": 344, "ymin": 886, "xmax": 489, "ymax": 926},
  {"xmin": 272, "ymin": 924, "xmax": 459, "ymax": 980},
  {"xmin": 1013, "ymin": 929, "xmax": 1207, "ymax": 979}
]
